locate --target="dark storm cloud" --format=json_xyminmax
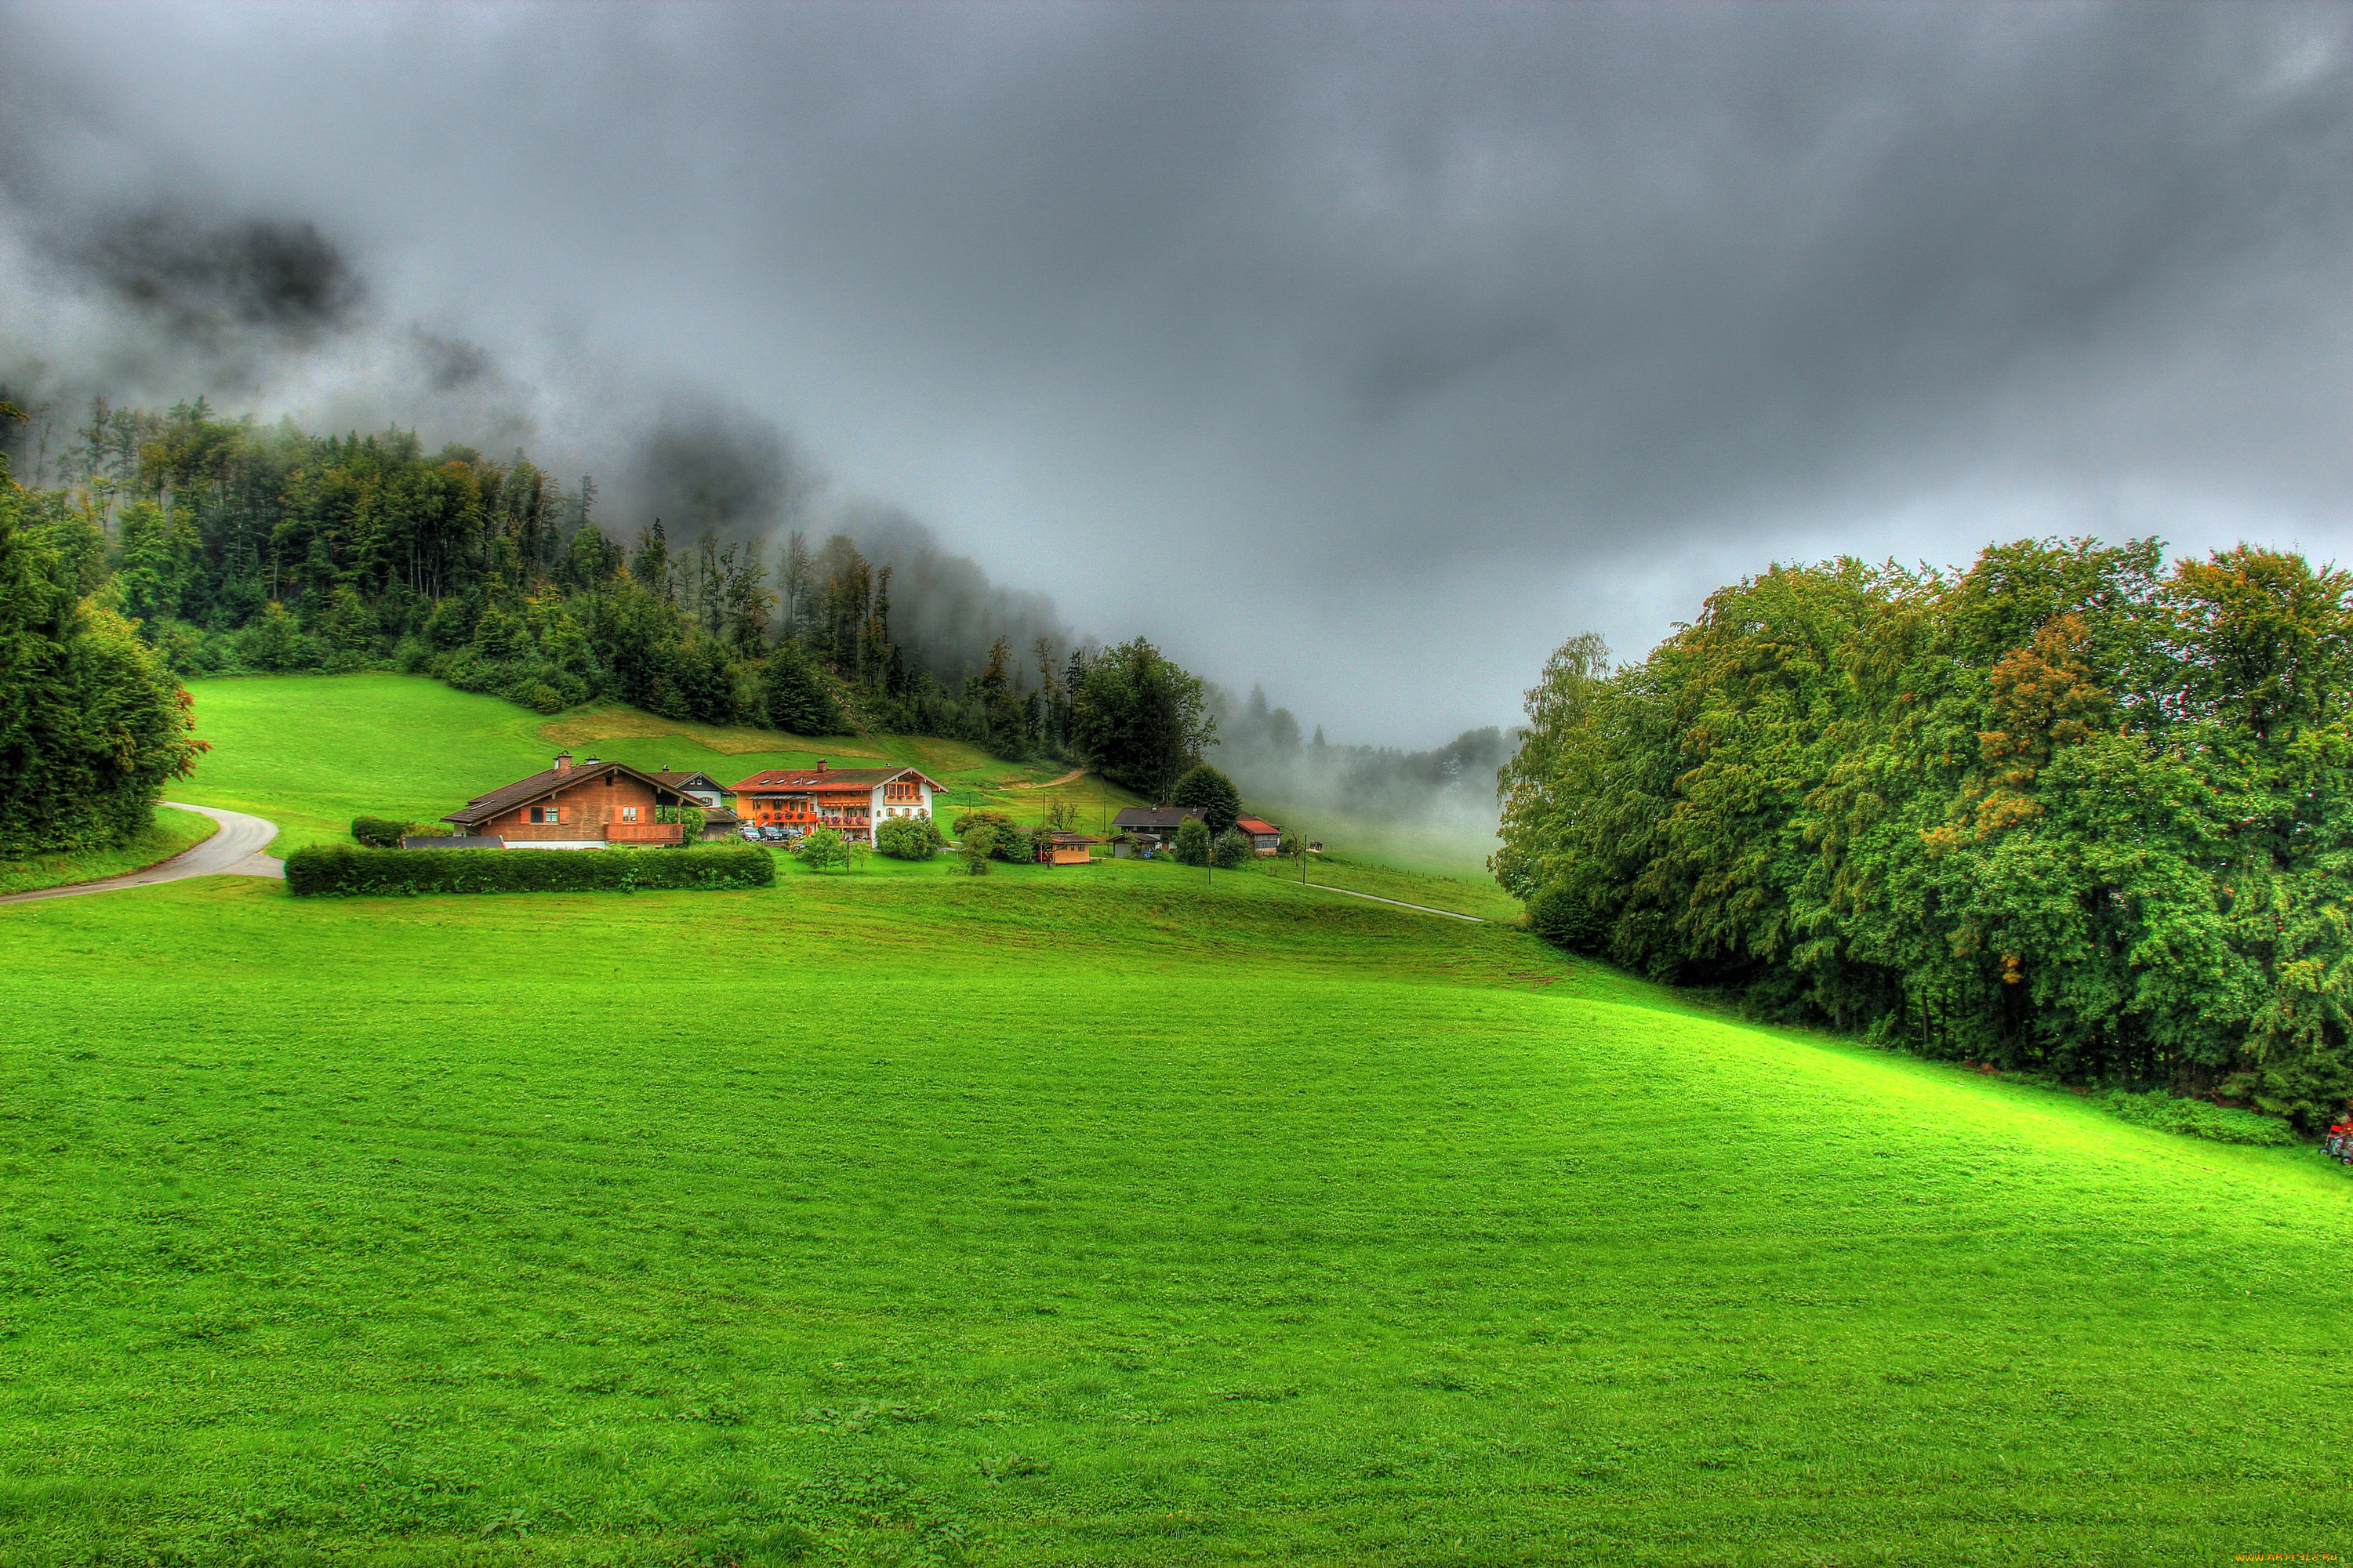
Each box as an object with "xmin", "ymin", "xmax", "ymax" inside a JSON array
[
  {"xmin": 61, "ymin": 206, "xmax": 365, "ymax": 348},
  {"xmin": 2, "ymin": 0, "xmax": 2348, "ymax": 742},
  {"xmin": 630, "ymin": 394, "xmax": 814, "ymax": 538}
]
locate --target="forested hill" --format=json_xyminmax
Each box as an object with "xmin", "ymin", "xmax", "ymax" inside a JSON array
[
  {"xmin": 1495, "ymin": 538, "xmax": 2353, "ymax": 1126},
  {"xmin": 0, "ymin": 396, "xmax": 1229, "ymax": 802}
]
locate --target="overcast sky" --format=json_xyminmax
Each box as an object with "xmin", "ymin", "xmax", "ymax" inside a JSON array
[{"xmin": 4, "ymin": 1, "xmax": 2350, "ymax": 745}]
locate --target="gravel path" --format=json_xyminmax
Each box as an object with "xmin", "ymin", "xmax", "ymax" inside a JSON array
[{"xmin": 0, "ymin": 804, "xmax": 284, "ymax": 906}]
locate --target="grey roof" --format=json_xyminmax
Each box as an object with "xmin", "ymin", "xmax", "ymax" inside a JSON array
[
  {"xmin": 654, "ymin": 769, "xmax": 729, "ymax": 793},
  {"xmin": 400, "ymin": 835, "xmax": 506, "ymax": 849},
  {"xmin": 1113, "ymin": 807, "xmax": 1206, "ymax": 830}
]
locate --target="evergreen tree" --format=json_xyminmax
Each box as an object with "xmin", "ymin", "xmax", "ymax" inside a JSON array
[{"xmin": 761, "ymin": 640, "xmax": 843, "ymax": 735}]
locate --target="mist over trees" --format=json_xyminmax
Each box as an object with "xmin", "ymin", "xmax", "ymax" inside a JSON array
[
  {"xmin": 0, "ymin": 181, "xmax": 1523, "ymax": 840},
  {"xmin": 0, "ymin": 398, "xmax": 1349, "ymax": 813},
  {"xmin": 1204, "ymin": 678, "xmax": 1516, "ymax": 853},
  {"xmin": 1495, "ymin": 539, "xmax": 2353, "ymax": 1126}
]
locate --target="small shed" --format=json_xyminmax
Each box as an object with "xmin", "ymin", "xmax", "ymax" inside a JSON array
[{"xmin": 1037, "ymin": 832, "xmax": 1100, "ymax": 866}]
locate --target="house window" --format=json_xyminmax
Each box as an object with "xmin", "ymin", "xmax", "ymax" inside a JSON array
[
  {"xmin": 528, "ymin": 806, "xmax": 561, "ymax": 825},
  {"xmin": 621, "ymin": 806, "xmax": 640, "ymax": 823}
]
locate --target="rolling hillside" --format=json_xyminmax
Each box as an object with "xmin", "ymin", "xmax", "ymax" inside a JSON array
[
  {"xmin": 0, "ymin": 677, "xmax": 2347, "ymax": 1564},
  {"xmin": 176, "ymin": 674, "xmax": 1145, "ymax": 855}
]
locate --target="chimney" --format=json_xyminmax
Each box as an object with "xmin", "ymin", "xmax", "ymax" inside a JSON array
[
  {"xmin": 554, "ymin": 752, "xmax": 573, "ymax": 775},
  {"xmin": 815, "ymin": 759, "xmax": 827, "ymax": 772}
]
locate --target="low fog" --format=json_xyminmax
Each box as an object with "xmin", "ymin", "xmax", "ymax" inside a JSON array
[{"xmin": 3, "ymin": 1, "xmax": 2350, "ymax": 851}]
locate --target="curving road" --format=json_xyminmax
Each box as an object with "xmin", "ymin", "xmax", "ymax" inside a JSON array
[{"xmin": 0, "ymin": 804, "xmax": 284, "ymax": 906}]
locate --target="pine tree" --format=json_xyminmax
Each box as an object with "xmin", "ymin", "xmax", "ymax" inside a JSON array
[{"xmin": 762, "ymin": 640, "xmax": 843, "ymax": 735}]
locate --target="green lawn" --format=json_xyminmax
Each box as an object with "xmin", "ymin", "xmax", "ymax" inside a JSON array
[
  {"xmin": 0, "ymin": 805, "xmax": 217, "ymax": 896},
  {"xmin": 1248, "ymin": 848, "xmax": 1522, "ymax": 922},
  {"xmin": 4, "ymin": 679, "xmax": 2350, "ymax": 1564}
]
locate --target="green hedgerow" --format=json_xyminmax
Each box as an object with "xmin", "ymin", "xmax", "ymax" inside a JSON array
[{"xmin": 286, "ymin": 844, "xmax": 774, "ymax": 898}]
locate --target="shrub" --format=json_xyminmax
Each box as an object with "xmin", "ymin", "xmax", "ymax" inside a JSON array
[
  {"xmin": 950, "ymin": 810, "xmax": 1032, "ymax": 862},
  {"xmin": 799, "ymin": 827, "xmax": 850, "ymax": 871},
  {"xmin": 876, "ymin": 816, "xmax": 944, "ymax": 860},
  {"xmin": 234, "ymin": 602, "xmax": 320, "ymax": 672},
  {"xmin": 350, "ymin": 816, "xmax": 418, "ymax": 849},
  {"xmin": 2098, "ymin": 1091, "xmax": 2300, "ymax": 1146},
  {"xmin": 515, "ymin": 681, "xmax": 567, "ymax": 715},
  {"xmin": 1524, "ymin": 885, "xmax": 1605, "ymax": 950},
  {"xmin": 1211, "ymin": 827, "xmax": 1254, "ymax": 869},
  {"xmin": 953, "ymin": 809, "xmax": 1020, "ymax": 847},
  {"xmin": 957, "ymin": 827, "xmax": 995, "ymax": 875},
  {"xmin": 1171, "ymin": 816, "xmax": 1212, "ymax": 867},
  {"xmin": 285, "ymin": 844, "xmax": 774, "ymax": 898}
]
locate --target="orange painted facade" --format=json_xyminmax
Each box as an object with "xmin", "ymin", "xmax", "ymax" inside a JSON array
[{"xmin": 729, "ymin": 761, "xmax": 946, "ymax": 843}]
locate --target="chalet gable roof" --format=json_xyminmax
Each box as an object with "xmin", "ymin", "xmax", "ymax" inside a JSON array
[
  {"xmin": 730, "ymin": 764, "xmax": 946, "ymax": 793},
  {"xmin": 444, "ymin": 759, "xmax": 688, "ymax": 827},
  {"xmin": 652, "ymin": 769, "xmax": 729, "ymax": 794}
]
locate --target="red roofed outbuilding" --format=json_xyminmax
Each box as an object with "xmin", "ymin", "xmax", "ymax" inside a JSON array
[{"xmin": 1234, "ymin": 816, "xmax": 1284, "ymax": 855}]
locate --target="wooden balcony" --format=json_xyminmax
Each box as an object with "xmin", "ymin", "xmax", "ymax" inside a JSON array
[{"xmin": 605, "ymin": 822, "xmax": 685, "ymax": 844}]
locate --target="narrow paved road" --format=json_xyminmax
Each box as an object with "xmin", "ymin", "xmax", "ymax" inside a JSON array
[
  {"xmin": 1298, "ymin": 880, "xmax": 1490, "ymax": 923},
  {"xmin": 0, "ymin": 804, "xmax": 284, "ymax": 906}
]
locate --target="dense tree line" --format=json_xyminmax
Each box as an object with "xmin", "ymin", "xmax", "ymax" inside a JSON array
[
  {"xmin": 0, "ymin": 397, "xmax": 1221, "ymax": 818},
  {"xmin": 1497, "ymin": 538, "xmax": 2353, "ymax": 1125},
  {"xmin": 0, "ymin": 401, "xmax": 205, "ymax": 856}
]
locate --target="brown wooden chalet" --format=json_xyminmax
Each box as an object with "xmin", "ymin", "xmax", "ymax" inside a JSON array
[{"xmin": 441, "ymin": 753, "xmax": 701, "ymax": 847}]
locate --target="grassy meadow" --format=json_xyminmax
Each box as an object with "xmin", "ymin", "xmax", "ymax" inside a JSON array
[
  {"xmin": 176, "ymin": 675, "xmax": 1145, "ymax": 855},
  {"xmin": 2, "ymin": 676, "xmax": 2349, "ymax": 1565},
  {"xmin": 0, "ymin": 805, "xmax": 219, "ymax": 897}
]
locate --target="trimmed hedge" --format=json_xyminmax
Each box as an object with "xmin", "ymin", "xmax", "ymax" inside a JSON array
[
  {"xmin": 287, "ymin": 843, "xmax": 775, "ymax": 898},
  {"xmin": 350, "ymin": 816, "xmax": 415, "ymax": 848}
]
